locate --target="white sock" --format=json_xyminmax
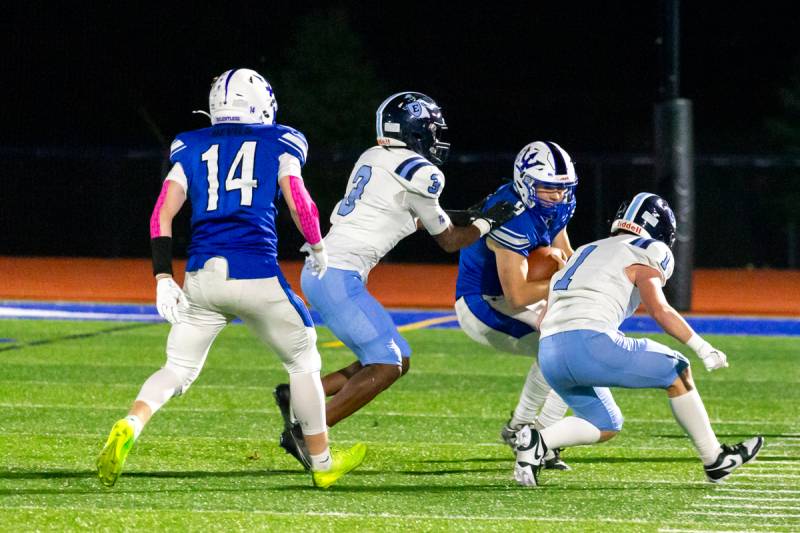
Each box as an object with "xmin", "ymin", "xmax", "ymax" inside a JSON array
[
  {"xmin": 669, "ymin": 389, "xmax": 722, "ymax": 464},
  {"xmin": 289, "ymin": 371, "xmax": 327, "ymax": 435},
  {"xmin": 510, "ymin": 362, "xmax": 551, "ymax": 427},
  {"xmin": 310, "ymin": 449, "xmax": 332, "ymax": 472},
  {"xmin": 540, "ymin": 416, "xmax": 602, "ymax": 450},
  {"xmin": 535, "ymin": 390, "xmax": 569, "ymax": 429},
  {"xmin": 125, "ymin": 415, "xmax": 144, "ymax": 440}
]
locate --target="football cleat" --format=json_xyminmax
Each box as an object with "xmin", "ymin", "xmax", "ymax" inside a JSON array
[
  {"xmin": 96, "ymin": 418, "xmax": 135, "ymax": 488},
  {"xmin": 704, "ymin": 436, "xmax": 764, "ymax": 483},
  {"xmin": 514, "ymin": 425, "xmax": 547, "ymax": 487},
  {"xmin": 273, "ymin": 383, "xmax": 294, "ymax": 429},
  {"xmin": 544, "ymin": 447, "xmax": 571, "ymax": 471},
  {"xmin": 280, "ymin": 424, "xmax": 312, "ymax": 471},
  {"xmin": 502, "ymin": 418, "xmax": 571, "ymax": 471},
  {"xmin": 312, "ymin": 443, "xmax": 367, "ymax": 489}
]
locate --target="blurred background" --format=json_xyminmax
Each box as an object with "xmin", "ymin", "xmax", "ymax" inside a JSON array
[{"xmin": 3, "ymin": 1, "xmax": 799, "ymax": 269}]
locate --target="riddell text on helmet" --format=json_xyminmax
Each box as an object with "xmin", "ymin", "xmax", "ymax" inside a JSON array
[{"xmin": 616, "ymin": 221, "xmax": 642, "ymax": 234}]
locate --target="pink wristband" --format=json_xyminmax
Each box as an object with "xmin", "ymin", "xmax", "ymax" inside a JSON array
[{"xmin": 288, "ymin": 175, "xmax": 322, "ymax": 245}]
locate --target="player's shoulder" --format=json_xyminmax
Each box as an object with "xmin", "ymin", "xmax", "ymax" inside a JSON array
[
  {"xmin": 620, "ymin": 235, "xmax": 674, "ymax": 281},
  {"xmin": 367, "ymin": 146, "xmax": 444, "ymax": 198},
  {"xmin": 263, "ymin": 123, "xmax": 309, "ymax": 163},
  {"xmin": 169, "ymin": 127, "xmax": 211, "ymax": 161}
]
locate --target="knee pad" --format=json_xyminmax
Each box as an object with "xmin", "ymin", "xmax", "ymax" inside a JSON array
[
  {"xmin": 164, "ymin": 360, "xmax": 203, "ymax": 395},
  {"xmin": 284, "ymin": 344, "xmax": 322, "ymax": 375}
]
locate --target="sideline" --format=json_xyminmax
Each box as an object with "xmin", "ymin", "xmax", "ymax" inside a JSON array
[{"xmin": 3, "ymin": 301, "xmax": 800, "ymax": 336}]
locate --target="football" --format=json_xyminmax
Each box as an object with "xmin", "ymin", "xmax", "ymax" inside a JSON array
[{"xmin": 527, "ymin": 246, "xmax": 562, "ymax": 281}]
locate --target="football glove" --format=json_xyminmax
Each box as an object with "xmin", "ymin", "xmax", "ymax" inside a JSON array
[
  {"xmin": 687, "ymin": 334, "xmax": 728, "ymax": 371},
  {"xmin": 479, "ymin": 200, "xmax": 518, "ymax": 230},
  {"xmin": 156, "ymin": 277, "xmax": 188, "ymax": 325},
  {"xmin": 301, "ymin": 242, "xmax": 328, "ymax": 279}
]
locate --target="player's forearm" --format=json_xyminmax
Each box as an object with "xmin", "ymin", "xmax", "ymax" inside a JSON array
[
  {"xmin": 286, "ymin": 175, "xmax": 322, "ymax": 245},
  {"xmin": 433, "ymin": 224, "xmax": 481, "ymax": 253},
  {"xmin": 651, "ymin": 304, "xmax": 694, "ymax": 344},
  {"xmin": 504, "ymin": 279, "xmax": 550, "ymax": 309}
]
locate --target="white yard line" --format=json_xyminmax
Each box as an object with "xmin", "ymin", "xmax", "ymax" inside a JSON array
[
  {"xmin": 736, "ymin": 473, "xmax": 800, "ymax": 479},
  {"xmin": 0, "ymin": 505, "xmax": 655, "ymax": 525},
  {"xmin": 715, "ymin": 488, "xmax": 800, "ymax": 495},
  {"xmin": 704, "ymin": 496, "xmax": 800, "ymax": 503},
  {"xmin": 681, "ymin": 510, "xmax": 800, "ymax": 519},
  {"xmin": 692, "ymin": 503, "xmax": 800, "ymax": 511}
]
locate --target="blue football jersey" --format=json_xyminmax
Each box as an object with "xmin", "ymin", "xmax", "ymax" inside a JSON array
[
  {"xmin": 456, "ymin": 183, "xmax": 575, "ymax": 298},
  {"xmin": 168, "ymin": 123, "xmax": 308, "ymax": 279}
]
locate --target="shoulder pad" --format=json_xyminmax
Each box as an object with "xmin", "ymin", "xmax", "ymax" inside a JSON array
[
  {"xmin": 392, "ymin": 155, "xmax": 445, "ymax": 198},
  {"xmin": 169, "ymin": 135, "xmax": 189, "ymax": 163},
  {"xmin": 628, "ymin": 237, "xmax": 674, "ymax": 283},
  {"xmin": 274, "ymin": 125, "xmax": 309, "ymax": 164},
  {"xmin": 488, "ymin": 215, "xmax": 533, "ymax": 255}
]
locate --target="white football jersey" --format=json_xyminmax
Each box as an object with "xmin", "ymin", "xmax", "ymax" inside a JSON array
[
  {"xmin": 324, "ymin": 146, "xmax": 451, "ymax": 278},
  {"xmin": 539, "ymin": 234, "xmax": 675, "ymax": 337}
]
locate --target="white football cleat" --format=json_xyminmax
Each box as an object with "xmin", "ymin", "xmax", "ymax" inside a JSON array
[
  {"xmin": 514, "ymin": 425, "xmax": 547, "ymax": 487},
  {"xmin": 704, "ymin": 436, "xmax": 764, "ymax": 483}
]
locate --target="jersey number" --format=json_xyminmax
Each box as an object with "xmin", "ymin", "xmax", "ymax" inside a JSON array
[
  {"xmin": 336, "ymin": 165, "xmax": 372, "ymax": 216},
  {"xmin": 552, "ymin": 244, "xmax": 598, "ymax": 291},
  {"xmin": 201, "ymin": 142, "xmax": 259, "ymax": 211}
]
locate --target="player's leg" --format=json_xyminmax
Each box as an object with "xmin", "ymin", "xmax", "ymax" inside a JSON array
[
  {"xmin": 514, "ymin": 331, "xmax": 623, "ymax": 486},
  {"xmin": 456, "ymin": 295, "xmax": 569, "ymax": 466},
  {"xmin": 666, "ymin": 366, "xmax": 764, "ymax": 482},
  {"xmin": 97, "ymin": 270, "xmax": 228, "ymax": 487},
  {"xmin": 301, "ymin": 266, "xmax": 411, "ymax": 427}
]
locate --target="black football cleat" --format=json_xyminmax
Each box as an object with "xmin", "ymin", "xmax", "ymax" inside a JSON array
[
  {"xmin": 704, "ymin": 436, "xmax": 764, "ymax": 483},
  {"xmin": 544, "ymin": 447, "xmax": 571, "ymax": 471},
  {"xmin": 280, "ymin": 424, "xmax": 312, "ymax": 471},
  {"xmin": 273, "ymin": 383, "xmax": 293, "ymax": 430}
]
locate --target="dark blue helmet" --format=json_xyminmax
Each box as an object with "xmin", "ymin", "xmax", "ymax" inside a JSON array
[
  {"xmin": 611, "ymin": 193, "xmax": 677, "ymax": 247},
  {"xmin": 376, "ymin": 92, "xmax": 450, "ymax": 165}
]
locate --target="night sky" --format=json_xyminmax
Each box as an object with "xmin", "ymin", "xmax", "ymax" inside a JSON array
[{"xmin": 5, "ymin": 2, "xmax": 799, "ymax": 155}]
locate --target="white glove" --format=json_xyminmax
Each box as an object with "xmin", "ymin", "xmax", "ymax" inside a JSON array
[
  {"xmin": 687, "ymin": 334, "xmax": 728, "ymax": 371},
  {"xmin": 300, "ymin": 242, "xmax": 328, "ymax": 279},
  {"xmin": 156, "ymin": 277, "xmax": 188, "ymax": 325}
]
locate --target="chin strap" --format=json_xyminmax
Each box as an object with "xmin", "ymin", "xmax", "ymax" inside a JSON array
[{"xmin": 192, "ymin": 110, "xmax": 212, "ymax": 121}]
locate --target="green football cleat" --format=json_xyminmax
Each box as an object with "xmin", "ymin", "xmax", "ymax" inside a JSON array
[
  {"xmin": 311, "ymin": 443, "xmax": 367, "ymax": 489},
  {"xmin": 96, "ymin": 419, "xmax": 135, "ymax": 488}
]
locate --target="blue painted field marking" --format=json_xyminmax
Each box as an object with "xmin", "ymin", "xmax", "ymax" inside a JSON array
[{"xmin": 2, "ymin": 301, "xmax": 800, "ymax": 337}]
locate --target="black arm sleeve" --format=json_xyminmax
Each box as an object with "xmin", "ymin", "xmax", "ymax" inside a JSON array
[{"xmin": 150, "ymin": 236, "xmax": 173, "ymax": 276}]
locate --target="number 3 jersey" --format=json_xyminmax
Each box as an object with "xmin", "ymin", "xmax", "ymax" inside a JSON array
[
  {"xmin": 165, "ymin": 123, "xmax": 308, "ymax": 279},
  {"xmin": 324, "ymin": 146, "xmax": 451, "ymax": 279},
  {"xmin": 540, "ymin": 234, "xmax": 675, "ymax": 337}
]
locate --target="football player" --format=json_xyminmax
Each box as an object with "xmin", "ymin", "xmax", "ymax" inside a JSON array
[
  {"xmin": 273, "ymin": 92, "xmax": 517, "ymax": 469},
  {"xmin": 453, "ymin": 141, "xmax": 578, "ymax": 470},
  {"xmin": 514, "ymin": 193, "xmax": 763, "ymax": 486},
  {"xmin": 96, "ymin": 68, "xmax": 365, "ymax": 490}
]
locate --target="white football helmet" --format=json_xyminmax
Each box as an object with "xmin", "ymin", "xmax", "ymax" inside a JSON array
[
  {"xmin": 208, "ymin": 68, "xmax": 277, "ymax": 125},
  {"xmin": 513, "ymin": 141, "xmax": 578, "ymax": 211}
]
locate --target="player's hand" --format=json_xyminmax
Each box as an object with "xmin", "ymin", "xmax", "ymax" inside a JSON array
[
  {"xmin": 547, "ymin": 247, "xmax": 568, "ymax": 268},
  {"xmin": 693, "ymin": 340, "xmax": 729, "ymax": 371},
  {"xmin": 301, "ymin": 242, "xmax": 328, "ymax": 279},
  {"xmin": 156, "ymin": 277, "xmax": 188, "ymax": 325},
  {"xmin": 480, "ymin": 201, "xmax": 517, "ymax": 230}
]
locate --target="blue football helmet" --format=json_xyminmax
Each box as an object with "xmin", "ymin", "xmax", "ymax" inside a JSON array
[
  {"xmin": 513, "ymin": 141, "xmax": 578, "ymax": 218},
  {"xmin": 611, "ymin": 192, "xmax": 677, "ymax": 247},
  {"xmin": 376, "ymin": 92, "xmax": 450, "ymax": 165}
]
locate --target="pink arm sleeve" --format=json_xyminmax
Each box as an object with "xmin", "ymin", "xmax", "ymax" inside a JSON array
[
  {"xmin": 150, "ymin": 180, "xmax": 171, "ymax": 238},
  {"xmin": 288, "ymin": 175, "xmax": 322, "ymax": 245}
]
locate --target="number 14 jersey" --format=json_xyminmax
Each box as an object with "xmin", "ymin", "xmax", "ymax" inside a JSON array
[
  {"xmin": 325, "ymin": 146, "xmax": 451, "ymax": 279},
  {"xmin": 165, "ymin": 123, "xmax": 308, "ymax": 279}
]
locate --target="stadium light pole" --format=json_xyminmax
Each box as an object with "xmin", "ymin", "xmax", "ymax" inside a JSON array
[{"xmin": 654, "ymin": 0, "xmax": 694, "ymax": 311}]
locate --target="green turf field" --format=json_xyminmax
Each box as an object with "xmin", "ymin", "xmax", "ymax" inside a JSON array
[{"xmin": 0, "ymin": 319, "xmax": 798, "ymax": 532}]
